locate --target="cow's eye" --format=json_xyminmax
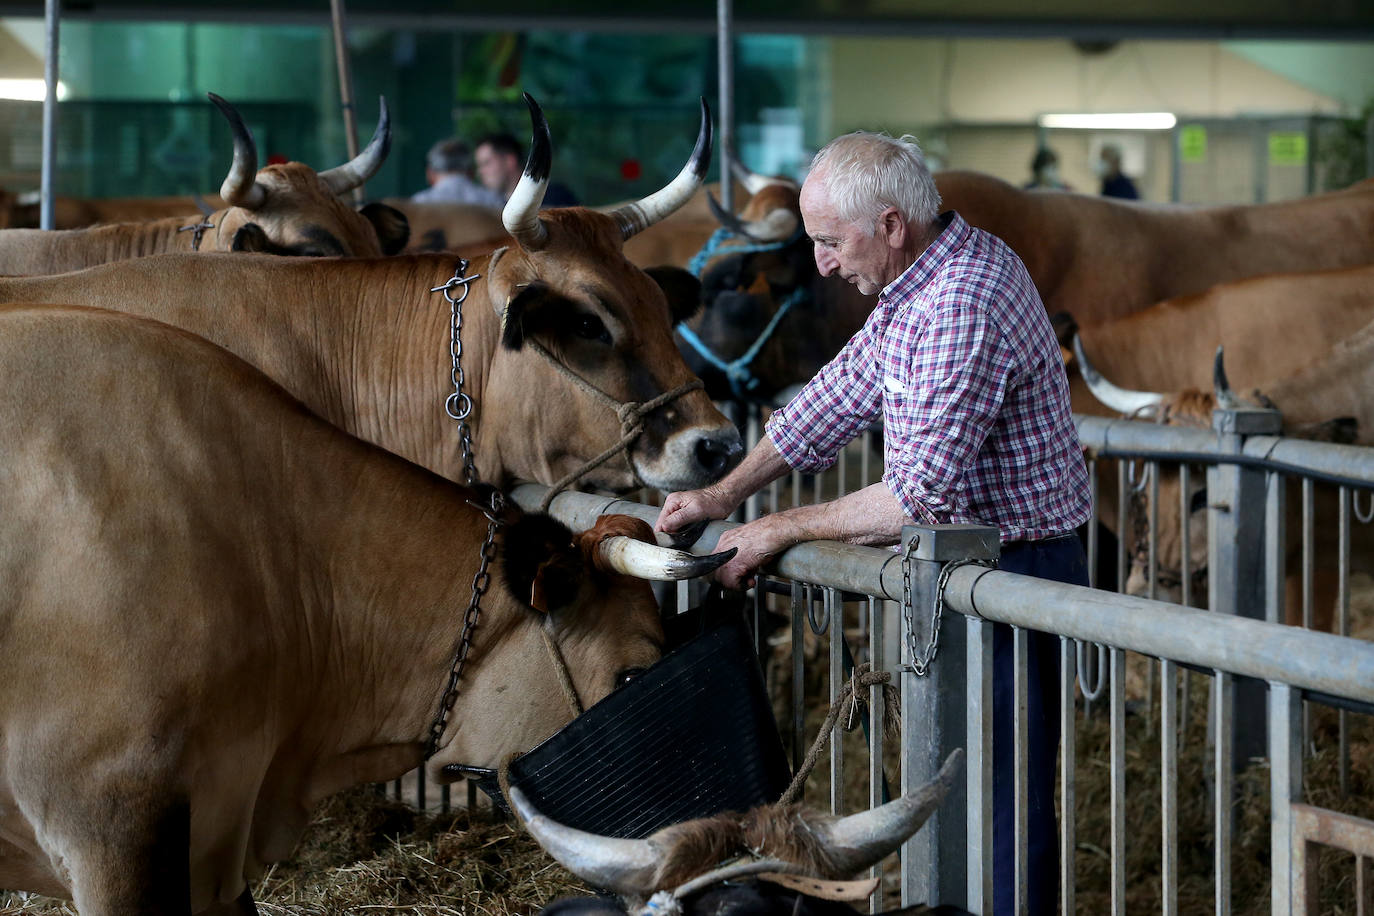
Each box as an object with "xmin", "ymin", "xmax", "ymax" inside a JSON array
[
  {"xmin": 614, "ymin": 667, "xmax": 646, "ymax": 689},
  {"xmin": 574, "ymin": 314, "xmax": 611, "ymax": 344},
  {"xmin": 1189, "ymin": 488, "xmax": 1209, "ymax": 514}
]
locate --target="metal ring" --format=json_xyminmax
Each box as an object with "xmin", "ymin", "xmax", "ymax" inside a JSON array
[
  {"xmin": 1354, "ymin": 488, "xmax": 1374, "ymax": 525},
  {"xmin": 446, "ymin": 391, "xmax": 473, "ymax": 421},
  {"xmin": 807, "ymin": 585, "xmax": 829, "ymax": 635}
]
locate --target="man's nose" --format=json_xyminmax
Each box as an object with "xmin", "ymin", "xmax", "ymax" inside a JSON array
[{"xmin": 814, "ymin": 243, "xmax": 838, "ymax": 276}]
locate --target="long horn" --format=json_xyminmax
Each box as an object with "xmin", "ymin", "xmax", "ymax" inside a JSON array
[
  {"xmin": 727, "ymin": 148, "xmax": 775, "ymax": 196},
  {"xmin": 810, "ymin": 748, "xmax": 964, "ymax": 876},
  {"xmin": 707, "ymin": 191, "xmax": 799, "ymax": 243},
  {"xmin": 1213, "ymin": 346, "xmax": 1242, "ymax": 410},
  {"xmin": 210, "ymin": 93, "xmax": 267, "ymax": 211},
  {"xmin": 1073, "ymin": 335, "xmax": 1165, "ymax": 417},
  {"xmin": 319, "ymin": 96, "xmax": 392, "ymax": 195},
  {"xmin": 503, "ymin": 92, "xmax": 553, "ymax": 251},
  {"xmin": 509, "ymin": 786, "xmax": 663, "ymax": 896},
  {"xmin": 611, "ymin": 98, "xmax": 712, "ymax": 241},
  {"xmin": 597, "ymin": 537, "xmax": 737, "ymax": 581}
]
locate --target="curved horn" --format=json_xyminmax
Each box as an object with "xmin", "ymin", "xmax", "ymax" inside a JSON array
[
  {"xmin": 597, "ymin": 537, "xmax": 737, "ymax": 581},
  {"xmin": 502, "ymin": 92, "xmax": 553, "ymax": 251},
  {"xmin": 509, "ymin": 786, "xmax": 663, "ymax": 896},
  {"xmin": 319, "ymin": 96, "xmax": 392, "ymax": 195},
  {"xmin": 611, "ymin": 97, "xmax": 713, "ymax": 241},
  {"xmin": 1213, "ymin": 346, "xmax": 1242, "ymax": 410},
  {"xmin": 707, "ymin": 191, "xmax": 799, "ymax": 243},
  {"xmin": 809, "ymin": 748, "xmax": 964, "ymax": 876},
  {"xmin": 1073, "ymin": 335, "xmax": 1165, "ymax": 417},
  {"xmin": 210, "ymin": 92, "xmax": 267, "ymax": 211},
  {"xmin": 727, "ymin": 148, "xmax": 777, "ymax": 196}
]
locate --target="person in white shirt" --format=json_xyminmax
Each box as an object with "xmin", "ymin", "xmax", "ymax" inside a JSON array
[{"xmin": 412, "ymin": 139, "xmax": 505, "ymax": 208}]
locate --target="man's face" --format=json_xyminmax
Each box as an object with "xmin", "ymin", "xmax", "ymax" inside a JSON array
[
  {"xmin": 475, "ymin": 144, "xmax": 517, "ymax": 194},
  {"xmin": 799, "ymin": 174, "xmax": 895, "ymax": 297}
]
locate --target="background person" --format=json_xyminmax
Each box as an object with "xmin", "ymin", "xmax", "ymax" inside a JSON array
[
  {"xmin": 412, "ymin": 139, "xmax": 505, "ymax": 207},
  {"xmin": 655, "ymin": 130, "xmax": 1090, "ymax": 916},
  {"xmin": 1098, "ymin": 143, "xmax": 1140, "ymax": 199},
  {"xmin": 1025, "ymin": 145, "xmax": 1071, "ymax": 190},
  {"xmin": 475, "ymin": 131, "xmax": 580, "ymax": 207}
]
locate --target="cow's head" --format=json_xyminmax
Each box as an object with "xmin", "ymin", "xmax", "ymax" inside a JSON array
[
  {"xmin": 209, "ymin": 93, "xmax": 410, "ymax": 258},
  {"xmin": 678, "ymin": 159, "xmax": 820, "ymax": 402},
  {"xmin": 479, "ymin": 94, "xmax": 743, "ymax": 492},
  {"xmin": 432, "ymin": 513, "xmax": 734, "ymax": 772},
  {"xmin": 517, "ymin": 749, "xmax": 963, "ymax": 916}
]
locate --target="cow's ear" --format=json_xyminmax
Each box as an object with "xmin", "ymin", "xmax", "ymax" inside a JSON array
[
  {"xmin": 359, "ymin": 202, "xmax": 410, "ymax": 256},
  {"xmin": 231, "ymin": 223, "xmax": 272, "ymax": 252},
  {"xmin": 646, "ymin": 266, "xmax": 703, "ymax": 325},
  {"xmin": 501, "ymin": 281, "xmax": 562, "ymax": 351},
  {"xmin": 501, "ymin": 514, "xmax": 585, "ymax": 614}
]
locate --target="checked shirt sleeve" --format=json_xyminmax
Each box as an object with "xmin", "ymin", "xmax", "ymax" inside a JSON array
[
  {"xmin": 765, "ymin": 317, "xmax": 884, "ymax": 473},
  {"xmin": 882, "ymin": 301, "xmax": 1018, "ymax": 524}
]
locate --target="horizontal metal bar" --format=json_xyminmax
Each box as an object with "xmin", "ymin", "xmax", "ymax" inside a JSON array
[
  {"xmin": 940, "ymin": 566, "xmax": 1374, "ymax": 705},
  {"xmin": 510, "ymin": 484, "xmax": 905, "ymax": 599}
]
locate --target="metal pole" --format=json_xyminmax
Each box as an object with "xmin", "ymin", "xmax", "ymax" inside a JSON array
[
  {"xmin": 329, "ymin": 0, "xmax": 364, "ymax": 205},
  {"xmin": 716, "ymin": 0, "xmax": 735, "ymax": 213},
  {"xmin": 40, "ymin": 0, "xmax": 61, "ymax": 230},
  {"xmin": 1366, "ymin": 110, "xmax": 1374, "ymax": 180}
]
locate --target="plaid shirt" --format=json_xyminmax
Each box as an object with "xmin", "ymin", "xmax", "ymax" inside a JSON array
[{"xmin": 766, "ymin": 212, "xmax": 1091, "ymax": 543}]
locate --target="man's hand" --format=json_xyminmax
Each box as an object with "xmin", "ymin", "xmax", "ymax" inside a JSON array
[
  {"xmin": 712, "ymin": 516, "xmax": 798, "ymax": 590},
  {"xmin": 655, "ymin": 486, "xmax": 735, "ymax": 536}
]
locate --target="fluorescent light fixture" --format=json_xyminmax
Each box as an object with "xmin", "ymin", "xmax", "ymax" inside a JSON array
[
  {"xmin": 1038, "ymin": 112, "xmax": 1177, "ymax": 130},
  {"xmin": 0, "ymin": 78, "xmax": 69, "ymax": 101}
]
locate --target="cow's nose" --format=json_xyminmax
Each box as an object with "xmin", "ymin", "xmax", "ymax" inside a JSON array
[{"xmin": 694, "ymin": 430, "xmax": 745, "ymax": 479}]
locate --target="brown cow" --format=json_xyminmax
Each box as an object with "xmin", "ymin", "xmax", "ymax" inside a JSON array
[
  {"xmin": 0, "ymin": 189, "xmax": 227, "ymax": 229},
  {"xmin": 1075, "ymin": 290, "xmax": 1374, "ymax": 626},
  {"xmin": 937, "ymin": 170, "xmax": 1374, "ymax": 327},
  {"xmin": 0, "ymin": 93, "xmax": 408, "ymax": 275},
  {"xmin": 383, "ymin": 198, "xmax": 508, "ymax": 253},
  {"xmin": 0, "ymin": 94, "xmax": 742, "ymax": 495},
  {"xmin": 0, "ymin": 302, "xmax": 732, "ymax": 915}
]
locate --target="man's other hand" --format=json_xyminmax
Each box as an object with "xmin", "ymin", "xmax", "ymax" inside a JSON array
[
  {"xmin": 655, "ymin": 486, "xmax": 733, "ymax": 535},
  {"xmin": 713, "ymin": 517, "xmax": 795, "ymax": 590}
]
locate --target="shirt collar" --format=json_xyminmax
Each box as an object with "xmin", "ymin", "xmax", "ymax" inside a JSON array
[{"xmin": 879, "ymin": 211, "xmax": 969, "ymax": 302}]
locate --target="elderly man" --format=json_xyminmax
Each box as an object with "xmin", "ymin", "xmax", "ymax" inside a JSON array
[
  {"xmin": 656, "ymin": 131, "xmax": 1090, "ymax": 916},
  {"xmin": 412, "ymin": 138, "xmax": 505, "ymax": 207}
]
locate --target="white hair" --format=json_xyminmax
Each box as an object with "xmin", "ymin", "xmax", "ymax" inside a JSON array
[{"xmin": 808, "ymin": 132, "xmax": 942, "ymax": 233}]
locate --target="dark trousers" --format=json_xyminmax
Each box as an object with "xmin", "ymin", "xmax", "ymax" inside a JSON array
[{"xmin": 992, "ymin": 534, "xmax": 1089, "ymax": 916}]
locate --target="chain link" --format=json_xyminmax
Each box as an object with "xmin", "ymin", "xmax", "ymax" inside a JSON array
[
  {"xmin": 902, "ymin": 536, "xmax": 995, "ymax": 677},
  {"xmin": 431, "ymin": 259, "xmax": 483, "ymax": 487},
  {"xmin": 425, "ymin": 488, "xmax": 505, "ymax": 759},
  {"xmin": 177, "ymin": 217, "xmax": 215, "ymax": 252}
]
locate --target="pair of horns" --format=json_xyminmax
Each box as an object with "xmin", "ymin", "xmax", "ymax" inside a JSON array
[
  {"xmin": 211, "ymin": 92, "xmax": 391, "ymax": 209},
  {"xmin": 706, "ymin": 150, "xmax": 800, "ymax": 243},
  {"xmin": 596, "ymin": 537, "xmax": 736, "ymax": 581},
  {"xmin": 511, "ymin": 748, "xmax": 964, "ymax": 898},
  {"xmin": 1075, "ymin": 336, "xmax": 1239, "ymax": 415},
  {"xmin": 503, "ymin": 93, "xmax": 713, "ymax": 250}
]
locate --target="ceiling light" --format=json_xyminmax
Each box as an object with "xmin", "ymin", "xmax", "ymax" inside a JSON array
[
  {"xmin": 1038, "ymin": 112, "xmax": 1177, "ymax": 130},
  {"xmin": 0, "ymin": 78, "xmax": 69, "ymax": 102}
]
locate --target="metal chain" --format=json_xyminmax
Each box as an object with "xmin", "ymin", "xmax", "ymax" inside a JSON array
[
  {"xmin": 178, "ymin": 217, "xmax": 215, "ymax": 252},
  {"xmin": 431, "ymin": 259, "xmax": 483, "ymax": 487},
  {"xmin": 903, "ymin": 537, "xmax": 996, "ymax": 677},
  {"xmin": 425, "ymin": 488, "xmax": 505, "ymax": 759}
]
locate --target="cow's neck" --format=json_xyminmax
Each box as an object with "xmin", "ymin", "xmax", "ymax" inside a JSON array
[{"xmin": 0, "ymin": 218, "xmax": 189, "ymax": 274}]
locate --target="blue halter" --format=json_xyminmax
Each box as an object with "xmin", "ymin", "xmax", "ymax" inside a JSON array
[{"xmin": 680, "ymin": 226, "xmax": 808, "ymax": 401}]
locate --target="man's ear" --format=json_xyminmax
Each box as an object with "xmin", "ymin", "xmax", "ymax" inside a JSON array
[
  {"xmin": 501, "ymin": 514, "xmax": 585, "ymax": 614},
  {"xmin": 876, "ymin": 207, "xmax": 906, "ymax": 249},
  {"xmin": 645, "ymin": 265, "xmax": 703, "ymax": 325},
  {"xmin": 359, "ymin": 202, "xmax": 410, "ymax": 255}
]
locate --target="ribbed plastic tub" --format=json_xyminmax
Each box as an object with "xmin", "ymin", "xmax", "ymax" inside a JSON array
[{"xmin": 470, "ymin": 616, "xmax": 791, "ymax": 838}]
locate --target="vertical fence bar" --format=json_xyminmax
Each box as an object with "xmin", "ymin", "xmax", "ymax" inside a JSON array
[
  {"xmin": 1117, "ymin": 462, "xmax": 1130, "ymax": 595},
  {"xmin": 1214, "ymin": 671, "xmax": 1234, "ymax": 916},
  {"xmin": 1060, "ymin": 635, "xmax": 1076, "ymax": 916},
  {"xmin": 416, "ymin": 767, "xmax": 426, "ymax": 811},
  {"xmin": 1270, "ymin": 682, "xmax": 1302, "ymax": 912},
  {"xmin": 791, "ymin": 581, "xmax": 806, "ymax": 781},
  {"xmin": 40, "ymin": 0, "xmax": 61, "ymax": 231},
  {"xmin": 1014, "ymin": 626, "xmax": 1029, "ymax": 915},
  {"xmin": 1339, "ymin": 487, "xmax": 1351, "ymax": 797},
  {"xmin": 1146, "ymin": 462, "xmax": 1159, "ymax": 732},
  {"xmin": 792, "ymin": 469, "xmax": 802, "ymax": 509},
  {"xmin": 1302, "ymin": 477, "xmax": 1314, "ymax": 757},
  {"xmin": 1087, "ymin": 457, "xmax": 1099, "ymax": 589},
  {"xmin": 1265, "ymin": 470, "xmax": 1286, "ymax": 626},
  {"xmin": 1161, "ymin": 658, "xmax": 1179, "ymax": 916},
  {"xmin": 745, "ymin": 408, "xmax": 762, "ymax": 521},
  {"xmin": 869, "ymin": 595, "xmax": 886, "ymax": 914},
  {"xmin": 838, "ymin": 445, "xmax": 849, "ymax": 499},
  {"xmin": 828, "ymin": 588, "xmax": 843, "ymax": 815},
  {"xmin": 968, "ymin": 615, "xmax": 995, "ymax": 914},
  {"xmin": 1110, "ymin": 646, "xmax": 1126, "ymax": 916},
  {"xmin": 1179, "ymin": 464, "xmax": 1193, "ymax": 748},
  {"xmin": 861, "ymin": 428, "xmax": 872, "ymax": 487}
]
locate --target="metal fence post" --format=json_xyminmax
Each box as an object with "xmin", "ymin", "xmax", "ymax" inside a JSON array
[
  {"xmin": 1208, "ymin": 405, "xmax": 1281, "ymax": 772},
  {"xmin": 900, "ymin": 523, "xmax": 1000, "ymax": 912}
]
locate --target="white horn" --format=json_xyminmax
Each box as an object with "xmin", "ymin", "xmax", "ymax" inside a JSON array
[
  {"xmin": 510, "ymin": 786, "xmax": 663, "ymax": 897},
  {"xmin": 1073, "ymin": 335, "xmax": 1164, "ymax": 417},
  {"xmin": 598, "ymin": 537, "xmax": 737, "ymax": 581},
  {"xmin": 502, "ymin": 92, "xmax": 552, "ymax": 251},
  {"xmin": 810, "ymin": 748, "xmax": 964, "ymax": 876}
]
